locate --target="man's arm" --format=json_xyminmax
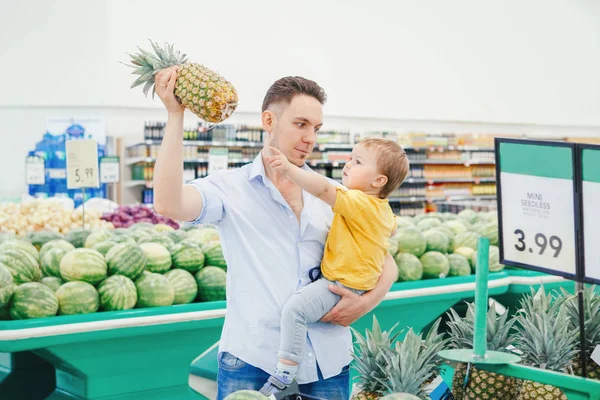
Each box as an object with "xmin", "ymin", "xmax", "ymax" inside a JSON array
[
  {"xmin": 267, "ymin": 147, "xmax": 337, "ymax": 207},
  {"xmin": 152, "ymin": 66, "xmax": 203, "ymax": 222},
  {"xmin": 321, "ymin": 253, "xmax": 398, "ymax": 327}
]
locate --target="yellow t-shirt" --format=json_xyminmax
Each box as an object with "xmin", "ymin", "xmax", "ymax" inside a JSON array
[{"xmin": 321, "ymin": 187, "xmax": 396, "ymax": 291}]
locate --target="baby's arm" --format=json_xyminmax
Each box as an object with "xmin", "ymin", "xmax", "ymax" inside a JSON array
[{"xmin": 267, "ymin": 147, "xmax": 337, "ymax": 207}]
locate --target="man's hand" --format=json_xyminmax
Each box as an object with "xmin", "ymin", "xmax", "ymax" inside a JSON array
[
  {"xmin": 154, "ymin": 66, "xmax": 185, "ymax": 114},
  {"xmin": 320, "ymin": 285, "xmax": 370, "ymax": 327},
  {"xmin": 267, "ymin": 146, "xmax": 293, "ymax": 174}
]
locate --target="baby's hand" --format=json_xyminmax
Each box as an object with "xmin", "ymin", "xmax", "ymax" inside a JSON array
[{"xmin": 267, "ymin": 147, "xmax": 292, "ymax": 174}]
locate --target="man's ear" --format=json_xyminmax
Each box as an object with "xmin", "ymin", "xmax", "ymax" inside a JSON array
[
  {"xmin": 261, "ymin": 110, "xmax": 275, "ymax": 134},
  {"xmin": 372, "ymin": 175, "xmax": 388, "ymax": 189}
]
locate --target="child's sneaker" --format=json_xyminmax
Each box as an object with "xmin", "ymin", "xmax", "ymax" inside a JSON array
[{"xmin": 259, "ymin": 375, "xmax": 299, "ymax": 399}]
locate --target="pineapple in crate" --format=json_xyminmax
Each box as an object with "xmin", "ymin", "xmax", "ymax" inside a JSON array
[
  {"xmin": 514, "ymin": 287, "xmax": 579, "ymax": 400},
  {"xmin": 124, "ymin": 40, "xmax": 238, "ymax": 123},
  {"xmin": 560, "ymin": 285, "xmax": 600, "ymax": 379},
  {"xmin": 350, "ymin": 316, "xmax": 448, "ymax": 399},
  {"xmin": 446, "ymin": 301, "xmax": 521, "ymax": 399}
]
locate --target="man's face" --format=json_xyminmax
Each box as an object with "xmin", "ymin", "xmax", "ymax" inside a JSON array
[{"xmin": 269, "ymin": 95, "xmax": 323, "ymax": 167}]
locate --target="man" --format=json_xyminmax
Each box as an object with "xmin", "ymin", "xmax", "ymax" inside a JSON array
[{"xmin": 153, "ymin": 68, "xmax": 398, "ymax": 400}]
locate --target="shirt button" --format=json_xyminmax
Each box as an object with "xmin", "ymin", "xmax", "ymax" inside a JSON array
[{"xmin": 307, "ymin": 352, "xmax": 313, "ymax": 357}]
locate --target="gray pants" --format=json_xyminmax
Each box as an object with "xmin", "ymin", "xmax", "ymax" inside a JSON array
[{"xmin": 278, "ymin": 277, "xmax": 365, "ymax": 363}]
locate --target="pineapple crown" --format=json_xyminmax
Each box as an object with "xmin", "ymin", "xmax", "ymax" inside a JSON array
[
  {"xmin": 559, "ymin": 285, "xmax": 600, "ymax": 355},
  {"xmin": 375, "ymin": 319, "xmax": 449, "ymax": 398},
  {"xmin": 350, "ymin": 316, "xmax": 403, "ymax": 394},
  {"xmin": 446, "ymin": 301, "xmax": 517, "ymax": 352},
  {"xmin": 515, "ymin": 287, "xmax": 579, "ymax": 372},
  {"xmin": 123, "ymin": 39, "xmax": 188, "ymax": 99}
]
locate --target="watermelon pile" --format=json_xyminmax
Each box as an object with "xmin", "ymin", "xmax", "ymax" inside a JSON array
[
  {"xmin": 0, "ymin": 223, "xmax": 227, "ymax": 320},
  {"xmin": 391, "ymin": 210, "xmax": 503, "ymax": 282}
]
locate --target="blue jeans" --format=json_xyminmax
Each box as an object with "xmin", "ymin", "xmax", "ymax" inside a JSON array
[{"xmin": 216, "ymin": 351, "xmax": 350, "ymax": 400}]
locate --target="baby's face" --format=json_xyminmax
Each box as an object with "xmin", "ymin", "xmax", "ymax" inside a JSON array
[{"xmin": 341, "ymin": 144, "xmax": 383, "ymax": 192}]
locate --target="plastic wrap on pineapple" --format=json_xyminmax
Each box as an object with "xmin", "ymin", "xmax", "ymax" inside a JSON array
[{"xmin": 125, "ymin": 40, "xmax": 238, "ymax": 123}]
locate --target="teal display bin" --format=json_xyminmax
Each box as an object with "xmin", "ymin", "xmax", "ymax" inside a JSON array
[{"xmin": 0, "ymin": 302, "xmax": 226, "ymax": 399}]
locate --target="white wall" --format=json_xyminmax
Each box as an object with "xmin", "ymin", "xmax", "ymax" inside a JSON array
[{"xmin": 1, "ymin": 0, "xmax": 600, "ymax": 197}]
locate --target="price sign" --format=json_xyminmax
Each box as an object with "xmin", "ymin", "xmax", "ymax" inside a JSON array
[
  {"xmin": 208, "ymin": 148, "xmax": 229, "ymax": 175},
  {"xmin": 66, "ymin": 139, "xmax": 99, "ymax": 189},
  {"xmin": 580, "ymin": 145, "xmax": 600, "ymax": 282},
  {"xmin": 496, "ymin": 139, "xmax": 578, "ymax": 278},
  {"xmin": 100, "ymin": 157, "xmax": 120, "ymax": 183},
  {"xmin": 26, "ymin": 156, "xmax": 45, "ymax": 185}
]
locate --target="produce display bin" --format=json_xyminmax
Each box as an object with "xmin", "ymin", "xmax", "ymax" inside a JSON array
[{"xmin": 0, "ymin": 271, "xmax": 568, "ymax": 399}]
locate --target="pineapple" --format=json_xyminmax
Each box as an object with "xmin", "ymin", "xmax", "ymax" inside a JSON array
[
  {"xmin": 125, "ymin": 40, "xmax": 238, "ymax": 123},
  {"xmin": 350, "ymin": 316, "xmax": 402, "ymax": 400},
  {"xmin": 446, "ymin": 301, "xmax": 521, "ymax": 399},
  {"xmin": 514, "ymin": 288, "xmax": 579, "ymax": 400},
  {"xmin": 560, "ymin": 285, "xmax": 600, "ymax": 379},
  {"xmin": 375, "ymin": 319, "xmax": 448, "ymax": 398}
]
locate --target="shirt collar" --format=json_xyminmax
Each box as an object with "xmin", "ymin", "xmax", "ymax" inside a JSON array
[{"xmin": 248, "ymin": 151, "xmax": 312, "ymax": 182}]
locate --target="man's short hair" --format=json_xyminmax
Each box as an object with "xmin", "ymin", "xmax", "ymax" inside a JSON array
[
  {"xmin": 359, "ymin": 138, "xmax": 410, "ymax": 199},
  {"xmin": 262, "ymin": 77, "xmax": 327, "ymax": 112}
]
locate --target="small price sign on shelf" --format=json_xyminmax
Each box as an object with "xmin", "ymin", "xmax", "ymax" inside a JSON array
[
  {"xmin": 581, "ymin": 145, "xmax": 600, "ymax": 282},
  {"xmin": 100, "ymin": 157, "xmax": 120, "ymax": 183},
  {"xmin": 208, "ymin": 148, "xmax": 228, "ymax": 175},
  {"xmin": 496, "ymin": 139, "xmax": 578, "ymax": 277},
  {"xmin": 26, "ymin": 156, "xmax": 45, "ymax": 185},
  {"xmin": 66, "ymin": 139, "xmax": 99, "ymax": 189}
]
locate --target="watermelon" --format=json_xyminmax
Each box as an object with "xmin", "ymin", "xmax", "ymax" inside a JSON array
[
  {"xmin": 424, "ymin": 230, "xmax": 450, "ymax": 253},
  {"xmin": 458, "ymin": 209, "xmax": 478, "ymax": 224},
  {"xmin": 131, "ymin": 222, "xmax": 154, "ymax": 230},
  {"xmin": 0, "ymin": 232, "xmax": 16, "ymax": 243},
  {"xmin": 41, "ymin": 247, "xmax": 69, "ymax": 277},
  {"xmin": 187, "ymin": 228, "xmax": 220, "ymax": 245},
  {"xmin": 454, "ymin": 247, "xmax": 475, "ymax": 269},
  {"xmin": 471, "ymin": 245, "xmax": 504, "ymax": 272},
  {"xmin": 65, "ymin": 228, "xmax": 91, "ymax": 248},
  {"xmin": 195, "ymin": 266, "xmax": 226, "ymax": 302},
  {"xmin": 10, "ymin": 282, "xmax": 58, "ymax": 319},
  {"xmin": 380, "ymin": 394, "xmax": 421, "ymax": 400},
  {"xmin": 447, "ymin": 254, "xmax": 472, "ymax": 277},
  {"xmin": 420, "ymin": 251, "xmax": 450, "ymax": 279},
  {"xmin": 27, "ymin": 231, "xmax": 63, "ymax": 250},
  {"xmin": 140, "ymin": 243, "xmax": 172, "ymax": 273},
  {"xmin": 224, "ymin": 391, "xmax": 268, "ymax": 400},
  {"xmin": 396, "ymin": 216, "xmax": 416, "ymax": 229},
  {"xmin": 480, "ymin": 222, "xmax": 499, "ymax": 246},
  {"xmin": 106, "ymin": 243, "xmax": 147, "ymax": 280},
  {"xmin": 0, "ymin": 263, "xmax": 14, "ymax": 308},
  {"xmin": 93, "ymin": 240, "xmax": 118, "ymax": 256},
  {"xmin": 137, "ymin": 234, "xmax": 175, "ymax": 251},
  {"xmin": 84, "ymin": 230, "xmax": 113, "ymax": 249},
  {"xmin": 394, "ymin": 253, "xmax": 423, "ymax": 282},
  {"xmin": 453, "ymin": 231, "xmax": 479, "ymax": 251},
  {"xmin": 388, "ymin": 237, "xmax": 399, "ymax": 257},
  {"xmin": 55, "ymin": 281, "xmax": 100, "ymax": 315},
  {"xmin": 166, "ymin": 230, "xmax": 186, "ymax": 244},
  {"xmin": 164, "ymin": 269, "xmax": 198, "ymax": 304},
  {"xmin": 154, "ymin": 224, "xmax": 175, "ymax": 233},
  {"xmin": 97, "ymin": 275, "xmax": 137, "ymax": 311},
  {"xmin": 40, "ymin": 239, "xmax": 75, "ymax": 259},
  {"xmin": 60, "ymin": 248, "xmax": 107, "ymax": 285},
  {"xmin": 204, "ymin": 242, "xmax": 227, "ymax": 270},
  {"xmin": 109, "ymin": 234, "xmax": 136, "ymax": 245},
  {"xmin": 41, "ymin": 276, "xmax": 64, "ymax": 293},
  {"xmin": 416, "ymin": 218, "xmax": 442, "ymax": 231},
  {"xmin": 129, "ymin": 228, "xmax": 155, "ymax": 243},
  {"xmin": 135, "ymin": 271, "xmax": 175, "ymax": 308},
  {"xmin": 0, "ymin": 307, "xmax": 9, "ymax": 320},
  {"xmin": 443, "ymin": 220, "xmax": 468, "ymax": 235},
  {"xmin": 0, "ymin": 240, "xmax": 39, "ymax": 262},
  {"xmin": 171, "ymin": 243, "xmax": 205, "ymax": 273},
  {"xmin": 441, "ymin": 212, "xmax": 457, "ymax": 221},
  {"xmin": 396, "ymin": 228, "xmax": 427, "ymax": 257},
  {"xmin": 0, "ymin": 249, "xmax": 41, "ymax": 284}
]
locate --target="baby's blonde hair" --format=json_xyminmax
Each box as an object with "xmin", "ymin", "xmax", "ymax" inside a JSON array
[{"xmin": 359, "ymin": 138, "xmax": 410, "ymax": 198}]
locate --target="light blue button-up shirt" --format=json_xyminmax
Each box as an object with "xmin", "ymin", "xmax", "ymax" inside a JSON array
[{"xmin": 188, "ymin": 152, "xmax": 351, "ymax": 383}]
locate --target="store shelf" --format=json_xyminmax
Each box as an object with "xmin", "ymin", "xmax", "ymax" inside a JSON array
[
  {"xmin": 410, "ymin": 160, "xmax": 495, "ymax": 165},
  {"xmin": 388, "ymin": 194, "xmax": 497, "ymax": 203},
  {"xmin": 404, "ymin": 177, "xmax": 496, "ymax": 184},
  {"xmin": 125, "ymin": 180, "xmax": 152, "ymax": 188},
  {"xmin": 128, "ymin": 140, "xmax": 264, "ymax": 149},
  {"xmin": 127, "ymin": 158, "xmax": 254, "ymax": 165}
]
